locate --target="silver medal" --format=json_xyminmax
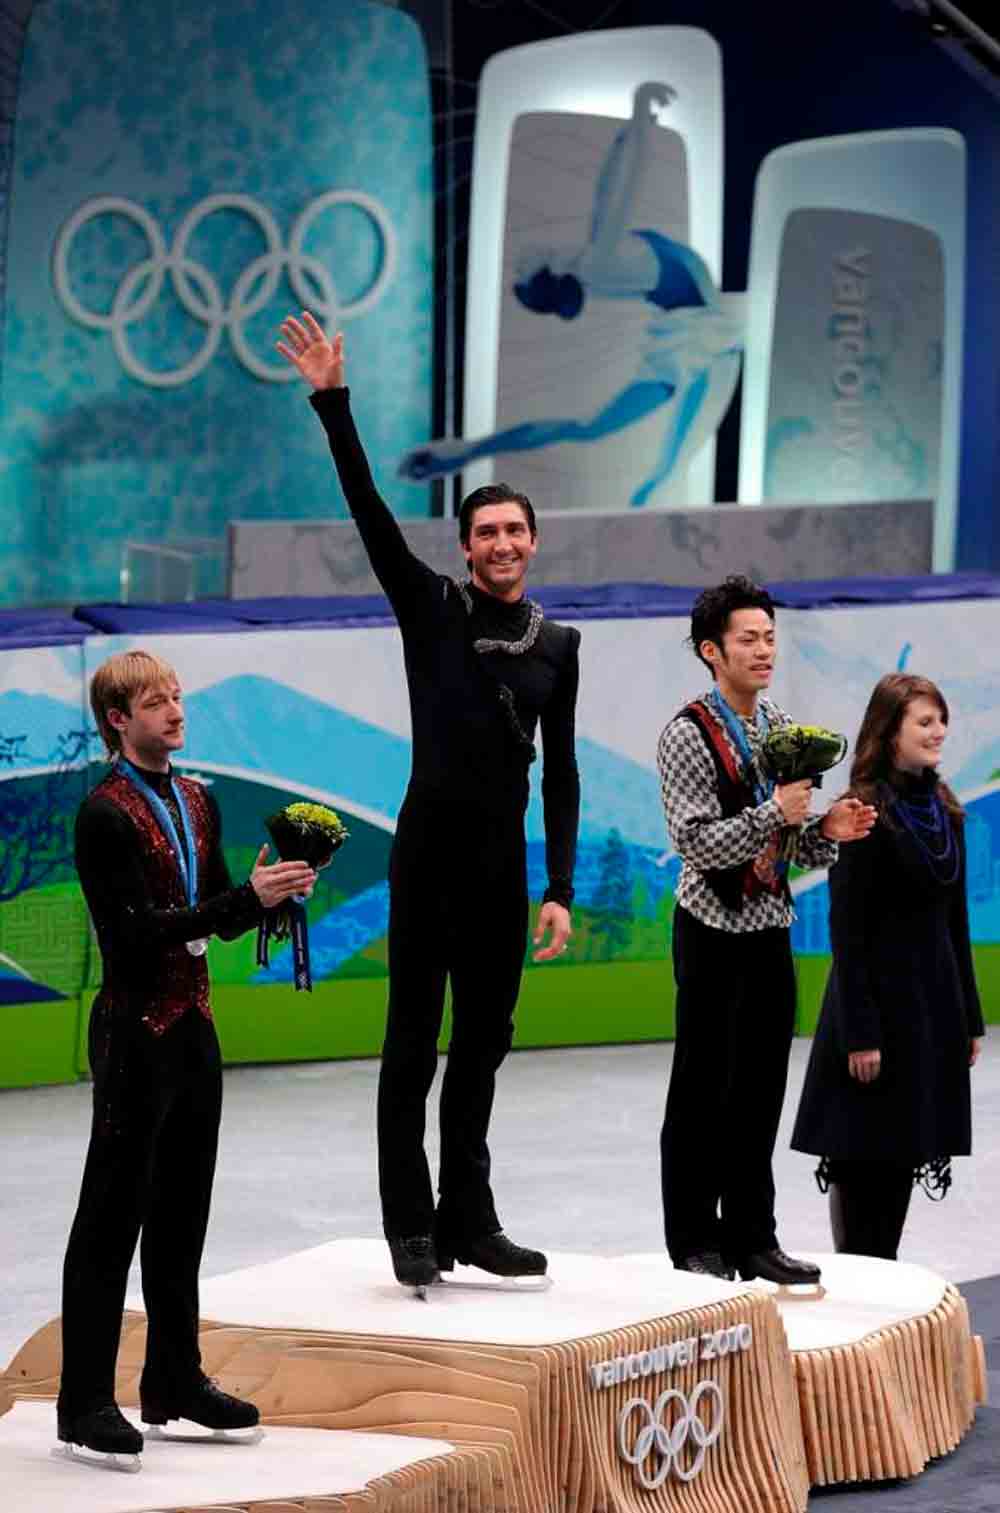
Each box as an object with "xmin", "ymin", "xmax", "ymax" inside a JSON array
[{"xmin": 186, "ymin": 938, "xmax": 209, "ymax": 957}]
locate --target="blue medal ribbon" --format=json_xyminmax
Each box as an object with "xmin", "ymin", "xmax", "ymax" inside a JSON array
[
  {"xmin": 118, "ymin": 758, "xmax": 199, "ymax": 908},
  {"xmin": 708, "ymin": 689, "xmax": 790, "ymax": 878},
  {"xmin": 707, "ymin": 689, "xmax": 773, "ymax": 805},
  {"xmin": 255, "ymin": 897, "xmax": 312, "ymax": 991},
  {"xmin": 290, "ymin": 902, "xmax": 311, "ymax": 991}
]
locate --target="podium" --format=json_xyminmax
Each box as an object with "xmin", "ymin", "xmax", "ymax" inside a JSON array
[{"xmin": 2, "ymin": 1241, "xmax": 985, "ymax": 1512}]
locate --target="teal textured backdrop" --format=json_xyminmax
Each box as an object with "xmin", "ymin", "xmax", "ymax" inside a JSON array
[{"xmin": 0, "ymin": 0, "xmax": 433, "ymax": 606}]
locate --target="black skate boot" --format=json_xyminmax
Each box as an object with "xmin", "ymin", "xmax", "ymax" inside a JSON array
[
  {"xmin": 737, "ymin": 1247, "xmax": 825, "ymax": 1300},
  {"xmin": 140, "ymin": 1374, "xmax": 260, "ymax": 1439},
  {"xmin": 388, "ymin": 1233, "xmax": 441, "ymax": 1296},
  {"xmin": 737, "ymin": 1247, "xmax": 821, "ymax": 1286},
  {"xmin": 438, "ymin": 1229, "xmax": 548, "ymax": 1277},
  {"xmin": 675, "ymin": 1250, "xmax": 736, "ymax": 1281},
  {"xmin": 55, "ymin": 1403, "xmax": 143, "ymax": 1470}
]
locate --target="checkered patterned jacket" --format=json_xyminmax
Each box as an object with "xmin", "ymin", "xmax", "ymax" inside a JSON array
[{"xmin": 657, "ymin": 692, "xmax": 838, "ymax": 933}]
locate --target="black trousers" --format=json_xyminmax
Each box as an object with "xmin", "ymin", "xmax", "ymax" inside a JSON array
[
  {"xmin": 660, "ymin": 906, "xmax": 797, "ymax": 1264},
  {"xmin": 377, "ymin": 797, "xmax": 528, "ymax": 1243},
  {"xmin": 59, "ymin": 1003, "xmax": 222, "ymax": 1417},
  {"xmin": 826, "ymin": 1159, "xmax": 914, "ymax": 1261}
]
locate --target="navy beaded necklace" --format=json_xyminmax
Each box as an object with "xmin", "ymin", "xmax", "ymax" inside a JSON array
[{"xmin": 892, "ymin": 780, "xmax": 959, "ymax": 885}]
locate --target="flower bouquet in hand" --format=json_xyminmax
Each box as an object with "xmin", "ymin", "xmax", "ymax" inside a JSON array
[
  {"xmin": 267, "ymin": 801, "xmax": 348, "ymax": 869},
  {"xmin": 759, "ymin": 724, "xmax": 848, "ymax": 860},
  {"xmin": 257, "ymin": 802, "xmax": 349, "ymax": 990}
]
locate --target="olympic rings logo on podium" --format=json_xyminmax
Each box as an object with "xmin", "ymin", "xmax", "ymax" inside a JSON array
[
  {"xmin": 617, "ymin": 1381, "xmax": 724, "ymax": 1488},
  {"xmin": 52, "ymin": 191, "xmax": 398, "ymax": 387}
]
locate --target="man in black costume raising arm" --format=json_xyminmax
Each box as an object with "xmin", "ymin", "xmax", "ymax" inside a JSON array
[{"xmin": 278, "ymin": 313, "xmax": 581, "ymax": 1289}]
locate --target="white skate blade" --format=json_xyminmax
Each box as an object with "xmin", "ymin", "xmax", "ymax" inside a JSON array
[
  {"xmin": 775, "ymin": 1282, "xmax": 827, "ymax": 1303},
  {"xmin": 434, "ymin": 1270, "xmax": 553, "ymax": 1294},
  {"xmin": 746, "ymin": 1278, "xmax": 827, "ymax": 1303},
  {"xmin": 51, "ymin": 1442, "xmax": 142, "ymax": 1473},
  {"xmin": 144, "ymin": 1422, "xmax": 264, "ymax": 1445}
]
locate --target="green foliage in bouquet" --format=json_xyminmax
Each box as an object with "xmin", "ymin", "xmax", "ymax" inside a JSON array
[
  {"xmin": 265, "ymin": 801, "xmax": 349, "ymax": 871},
  {"xmin": 758, "ymin": 724, "xmax": 848, "ymax": 787}
]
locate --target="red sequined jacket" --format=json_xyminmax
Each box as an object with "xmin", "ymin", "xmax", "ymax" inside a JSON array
[{"xmin": 75, "ymin": 765, "xmax": 262, "ymax": 1035}]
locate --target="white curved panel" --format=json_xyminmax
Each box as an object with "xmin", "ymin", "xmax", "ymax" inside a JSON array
[
  {"xmin": 464, "ymin": 27, "xmax": 724, "ymax": 504},
  {"xmin": 739, "ymin": 129, "xmax": 966, "ymax": 570}
]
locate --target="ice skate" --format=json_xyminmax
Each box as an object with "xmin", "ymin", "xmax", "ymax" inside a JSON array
[
  {"xmin": 737, "ymin": 1247, "xmax": 826, "ymax": 1302},
  {"xmin": 675, "ymin": 1250, "xmax": 736, "ymax": 1280},
  {"xmin": 140, "ymin": 1374, "xmax": 263, "ymax": 1443},
  {"xmin": 435, "ymin": 1230, "xmax": 552, "ymax": 1292},
  {"xmin": 388, "ymin": 1233, "xmax": 441, "ymax": 1299},
  {"xmin": 53, "ymin": 1403, "xmax": 143, "ymax": 1472}
]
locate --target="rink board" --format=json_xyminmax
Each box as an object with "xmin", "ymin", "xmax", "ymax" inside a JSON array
[{"xmin": 4, "ymin": 586, "xmax": 1000, "ymax": 1088}]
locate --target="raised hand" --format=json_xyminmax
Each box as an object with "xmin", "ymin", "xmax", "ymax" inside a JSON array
[
  {"xmin": 276, "ymin": 312, "xmax": 344, "ymax": 390},
  {"xmin": 821, "ymin": 797, "xmax": 878, "ymax": 843}
]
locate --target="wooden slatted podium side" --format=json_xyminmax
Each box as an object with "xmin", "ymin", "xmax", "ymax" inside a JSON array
[
  {"xmin": 792, "ymin": 1284, "xmax": 982, "ymax": 1485},
  {"xmin": 185, "ymin": 1286, "xmax": 808, "ymax": 1513}
]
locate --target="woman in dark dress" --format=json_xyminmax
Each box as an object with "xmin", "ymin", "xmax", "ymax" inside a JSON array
[{"xmin": 792, "ymin": 673, "xmax": 984, "ymax": 1260}]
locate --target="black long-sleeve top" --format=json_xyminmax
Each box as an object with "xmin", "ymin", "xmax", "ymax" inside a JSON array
[
  {"xmin": 76, "ymin": 764, "xmax": 262, "ymax": 1031},
  {"xmin": 310, "ymin": 386, "xmax": 581, "ymax": 906}
]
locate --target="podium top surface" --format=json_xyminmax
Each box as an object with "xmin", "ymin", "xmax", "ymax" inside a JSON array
[
  {"xmin": 195, "ymin": 1238, "xmax": 740, "ymax": 1345},
  {"xmin": 1, "ymin": 1399, "xmax": 452, "ymax": 1512},
  {"xmin": 616, "ymin": 1251, "xmax": 951, "ymax": 1351},
  {"xmin": 187, "ymin": 1239, "xmax": 950, "ymax": 1352}
]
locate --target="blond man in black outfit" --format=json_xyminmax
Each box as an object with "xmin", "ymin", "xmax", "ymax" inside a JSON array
[{"xmin": 58, "ymin": 651, "xmax": 315, "ymax": 1462}]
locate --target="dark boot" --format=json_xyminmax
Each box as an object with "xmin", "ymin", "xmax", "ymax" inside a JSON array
[
  {"xmin": 737, "ymin": 1248, "xmax": 822, "ymax": 1285},
  {"xmin": 438, "ymin": 1230, "xmax": 547, "ymax": 1277},
  {"xmin": 387, "ymin": 1234, "xmax": 441, "ymax": 1288},
  {"xmin": 57, "ymin": 1403, "xmax": 143, "ymax": 1456},
  {"xmin": 828, "ymin": 1165, "xmax": 912, "ymax": 1260},
  {"xmin": 868, "ymin": 1171, "xmax": 913, "ymax": 1262},
  {"xmin": 829, "ymin": 1182, "xmax": 851, "ymax": 1252},
  {"xmin": 827, "ymin": 1165, "xmax": 875, "ymax": 1255},
  {"xmin": 675, "ymin": 1250, "xmax": 736, "ymax": 1281},
  {"xmin": 140, "ymin": 1374, "xmax": 259, "ymax": 1430}
]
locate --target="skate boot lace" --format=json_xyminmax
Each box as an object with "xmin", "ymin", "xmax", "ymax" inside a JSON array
[{"xmin": 401, "ymin": 1236, "xmax": 435, "ymax": 1258}]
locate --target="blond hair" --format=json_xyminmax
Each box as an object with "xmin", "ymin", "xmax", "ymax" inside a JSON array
[{"xmin": 90, "ymin": 650, "xmax": 179, "ymax": 757}]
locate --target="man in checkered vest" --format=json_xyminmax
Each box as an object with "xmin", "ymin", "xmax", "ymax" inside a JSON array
[{"xmin": 656, "ymin": 576, "xmax": 874, "ymax": 1284}]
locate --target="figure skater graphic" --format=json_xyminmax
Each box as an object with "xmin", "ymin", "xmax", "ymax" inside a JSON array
[{"xmin": 399, "ymin": 83, "xmax": 745, "ymax": 507}]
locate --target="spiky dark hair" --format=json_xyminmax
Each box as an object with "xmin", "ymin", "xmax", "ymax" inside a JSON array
[{"xmin": 689, "ymin": 575, "xmax": 775, "ymax": 675}]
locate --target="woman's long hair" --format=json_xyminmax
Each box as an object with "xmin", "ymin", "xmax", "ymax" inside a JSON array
[{"xmin": 850, "ymin": 673, "xmax": 962, "ymax": 821}]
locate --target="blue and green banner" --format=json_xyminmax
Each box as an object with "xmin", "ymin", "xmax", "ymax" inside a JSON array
[{"xmin": 2, "ymin": 592, "xmax": 999, "ymax": 1085}]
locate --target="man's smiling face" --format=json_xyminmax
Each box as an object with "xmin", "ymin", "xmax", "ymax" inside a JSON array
[{"xmin": 465, "ymin": 502, "xmax": 538, "ymax": 601}]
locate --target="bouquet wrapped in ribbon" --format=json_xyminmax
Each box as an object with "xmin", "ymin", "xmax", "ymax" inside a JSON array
[
  {"xmin": 256, "ymin": 802, "xmax": 349, "ymax": 991},
  {"xmin": 758, "ymin": 724, "xmax": 848, "ymax": 859}
]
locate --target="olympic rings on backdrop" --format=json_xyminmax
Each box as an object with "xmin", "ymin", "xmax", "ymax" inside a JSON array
[
  {"xmin": 52, "ymin": 191, "xmax": 398, "ymax": 387},
  {"xmin": 617, "ymin": 1381, "xmax": 724, "ymax": 1487}
]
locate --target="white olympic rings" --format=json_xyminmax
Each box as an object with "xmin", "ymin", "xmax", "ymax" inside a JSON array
[
  {"xmin": 617, "ymin": 1381, "xmax": 724, "ymax": 1488},
  {"xmin": 52, "ymin": 190, "xmax": 398, "ymax": 387}
]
